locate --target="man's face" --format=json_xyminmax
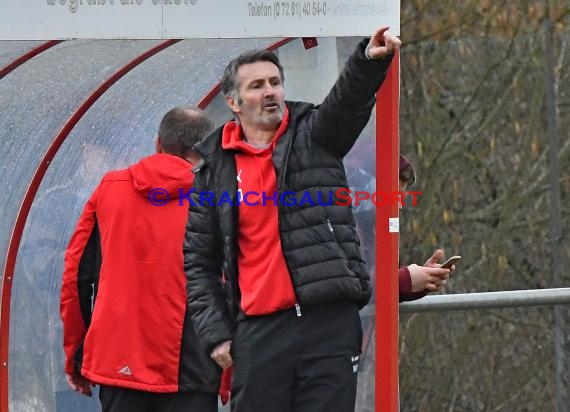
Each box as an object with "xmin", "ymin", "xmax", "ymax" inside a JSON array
[{"xmin": 227, "ymin": 61, "xmax": 285, "ymax": 131}]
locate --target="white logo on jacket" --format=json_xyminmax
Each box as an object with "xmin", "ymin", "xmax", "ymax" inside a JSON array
[
  {"xmin": 117, "ymin": 365, "xmax": 132, "ymax": 376},
  {"xmin": 351, "ymin": 355, "xmax": 360, "ymax": 373},
  {"xmin": 237, "ymin": 169, "xmax": 244, "ymax": 202}
]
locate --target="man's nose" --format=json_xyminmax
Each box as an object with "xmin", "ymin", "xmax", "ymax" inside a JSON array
[{"xmin": 263, "ymin": 82, "xmax": 277, "ymax": 95}]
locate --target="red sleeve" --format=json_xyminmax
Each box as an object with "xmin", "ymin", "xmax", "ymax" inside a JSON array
[
  {"xmin": 399, "ymin": 265, "xmax": 428, "ymax": 302},
  {"xmin": 60, "ymin": 188, "xmax": 98, "ymax": 374}
]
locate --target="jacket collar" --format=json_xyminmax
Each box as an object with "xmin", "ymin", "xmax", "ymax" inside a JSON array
[
  {"xmin": 194, "ymin": 102, "xmax": 312, "ymax": 157},
  {"xmin": 193, "ymin": 101, "xmax": 314, "ymax": 191},
  {"xmin": 272, "ymin": 101, "xmax": 312, "ymax": 189}
]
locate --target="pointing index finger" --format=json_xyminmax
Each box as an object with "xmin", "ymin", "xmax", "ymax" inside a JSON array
[{"xmin": 371, "ymin": 26, "xmax": 390, "ymax": 42}]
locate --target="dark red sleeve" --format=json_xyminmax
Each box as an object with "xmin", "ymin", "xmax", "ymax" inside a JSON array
[{"xmin": 399, "ymin": 265, "xmax": 428, "ymax": 302}]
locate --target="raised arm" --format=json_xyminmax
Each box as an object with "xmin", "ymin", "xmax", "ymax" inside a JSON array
[{"xmin": 312, "ymin": 26, "xmax": 401, "ymax": 158}]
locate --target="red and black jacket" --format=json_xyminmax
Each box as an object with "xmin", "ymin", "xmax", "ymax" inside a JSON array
[{"xmin": 60, "ymin": 153, "xmax": 220, "ymax": 393}]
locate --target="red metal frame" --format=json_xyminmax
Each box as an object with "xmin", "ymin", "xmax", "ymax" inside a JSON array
[
  {"xmin": 196, "ymin": 83, "xmax": 222, "ymax": 110},
  {"xmin": 266, "ymin": 38, "xmax": 294, "ymax": 51},
  {"xmin": 375, "ymin": 51, "xmax": 400, "ymax": 412},
  {"xmin": 0, "ymin": 40, "xmax": 63, "ymax": 80},
  {"xmin": 0, "ymin": 39, "xmax": 180, "ymax": 412}
]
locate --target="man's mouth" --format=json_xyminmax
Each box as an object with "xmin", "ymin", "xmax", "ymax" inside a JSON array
[{"xmin": 264, "ymin": 102, "xmax": 280, "ymax": 110}]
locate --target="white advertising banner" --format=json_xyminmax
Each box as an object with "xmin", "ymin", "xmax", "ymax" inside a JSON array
[{"xmin": 0, "ymin": 0, "xmax": 399, "ymax": 40}]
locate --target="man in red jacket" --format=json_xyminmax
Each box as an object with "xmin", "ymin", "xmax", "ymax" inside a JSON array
[{"xmin": 60, "ymin": 107, "xmax": 220, "ymax": 412}]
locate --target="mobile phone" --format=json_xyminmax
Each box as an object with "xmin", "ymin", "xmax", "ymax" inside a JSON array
[{"xmin": 441, "ymin": 255, "xmax": 461, "ymax": 269}]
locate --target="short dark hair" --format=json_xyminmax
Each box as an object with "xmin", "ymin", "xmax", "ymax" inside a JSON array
[
  {"xmin": 221, "ymin": 49, "xmax": 284, "ymax": 100},
  {"xmin": 158, "ymin": 107, "xmax": 214, "ymax": 157},
  {"xmin": 399, "ymin": 154, "xmax": 416, "ymax": 186}
]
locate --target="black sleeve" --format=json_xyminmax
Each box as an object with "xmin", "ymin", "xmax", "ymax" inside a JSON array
[
  {"xmin": 76, "ymin": 221, "xmax": 101, "ymax": 326},
  {"xmin": 311, "ymin": 38, "xmax": 394, "ymax": 158},
  {"xmin": 183, "ymin": 169, "xmax": 234, "ymax": 353},
  {"xmin": 73, "ymin": 221, "xmax": 101, "ymax": 373}
]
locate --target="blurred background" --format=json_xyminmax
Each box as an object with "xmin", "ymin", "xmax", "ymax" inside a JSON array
[{"xmin": 398, "ymin": 1, "xmax": 569, "ymax": 411}]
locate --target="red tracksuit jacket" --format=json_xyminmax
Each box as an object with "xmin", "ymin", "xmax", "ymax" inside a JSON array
[{"xmin": 60, "ymin": 153, "xmax": 220, "ymax": 393}]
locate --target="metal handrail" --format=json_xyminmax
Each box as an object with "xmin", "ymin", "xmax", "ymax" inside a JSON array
[{"xmin": 399, "ymin": 288, "xmax": 570, "ymax": 314}]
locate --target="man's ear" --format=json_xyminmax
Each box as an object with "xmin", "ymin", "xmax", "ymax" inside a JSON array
[
  {"xmin": 155, "ymin": 137, "xmax": 163, "ymax": 153},
  {"xmin": 226, "ymin": 94, "xmax": 241, "ymax": 114}
]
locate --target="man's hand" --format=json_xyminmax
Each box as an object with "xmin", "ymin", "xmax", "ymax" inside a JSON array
[
  {"xmin": 366, "ymin": 26, "xmax": 401, "ymax": 59},
  {"xmin": 407, "ymin": 263, "xmax": 450, "ymax": 292},
  {"xmin": 425, "ymin": 249, "xmax": 459, "ymax": 271},
  {"xmin": 424, "ymin": 249, "xmax": 444, "ymax": 268},
  {"xmin": 211, "ymin": 340, "xmax": 233, "ymax": 370},
  {"xmin": 65, "ymin": 372, "xmax": 95, "ymax": 397}
]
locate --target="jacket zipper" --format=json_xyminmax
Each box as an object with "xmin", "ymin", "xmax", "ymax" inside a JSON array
[
  {"xmin": 272, "ymin": 118, "xmax": 303, "ymax": 317},
  {"xmin": 325, "ymin": 218, "xmax": 334, "ymax": 234},
  {"xmin": 325, "ymin": 218, "xmax": 350, "ymax": 262}
]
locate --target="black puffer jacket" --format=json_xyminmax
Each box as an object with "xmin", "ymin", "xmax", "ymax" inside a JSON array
[{"xmin": 184, "ymin": 39, "xmax": 393, "ymax": 352}]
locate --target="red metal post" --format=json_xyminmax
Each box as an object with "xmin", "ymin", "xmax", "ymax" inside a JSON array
[{"xmin": 375, "ymin": 51, "xmax": 400, "ymax": 412}]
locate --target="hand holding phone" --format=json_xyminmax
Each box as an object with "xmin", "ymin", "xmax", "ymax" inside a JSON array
[{"xmin": 441, "ymin": 255, "xmax": 461, "ymax": 269}]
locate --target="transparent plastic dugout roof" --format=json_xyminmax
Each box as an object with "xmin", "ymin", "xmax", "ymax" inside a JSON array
[{"xmin": 0, "ymin": 37, "xmax": 376, "ymax": 412}]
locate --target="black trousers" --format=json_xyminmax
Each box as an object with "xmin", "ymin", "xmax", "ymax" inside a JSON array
[
  {"xmin": 231, "ymin": 302, "xmax": 363, "ymax": 412},
  {"xmin": 99, "ymin": 386, "xmax": 217, "ymax": 412}
]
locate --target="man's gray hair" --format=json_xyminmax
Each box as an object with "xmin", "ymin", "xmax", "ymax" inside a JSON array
[{"xmin": 221, "ymin": 49, "xmax": 285, "ymax": 102}]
